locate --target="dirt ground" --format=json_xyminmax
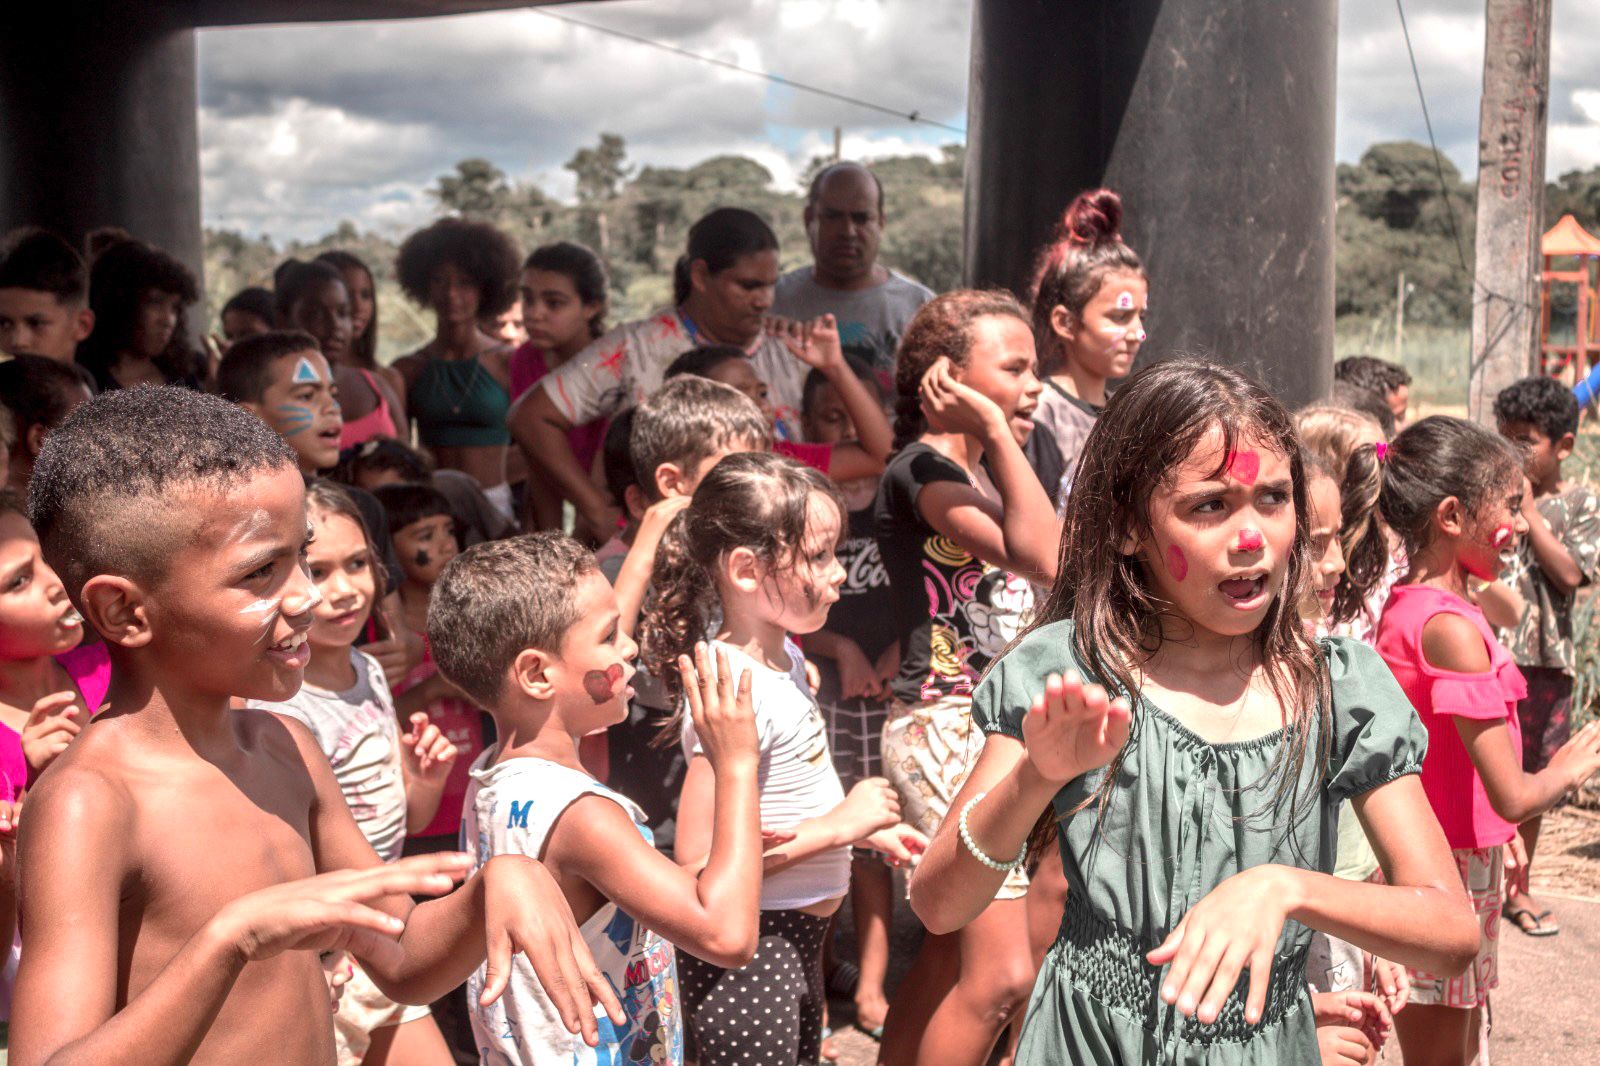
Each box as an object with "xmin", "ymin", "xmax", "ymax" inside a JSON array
[{"xmin": 825, "ymin": 805, "xmax": 1600, "ymax": 1066}]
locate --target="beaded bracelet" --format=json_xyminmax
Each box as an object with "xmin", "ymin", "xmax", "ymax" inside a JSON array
[{"xmin": 958, "ymin": 791, "xmax": 1027, "ymax": 872}]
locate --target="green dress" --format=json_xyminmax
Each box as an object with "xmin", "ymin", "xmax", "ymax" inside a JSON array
[{"xmin": 972, "ymin": 621, "xmax": 1427, "ymax": 1064}]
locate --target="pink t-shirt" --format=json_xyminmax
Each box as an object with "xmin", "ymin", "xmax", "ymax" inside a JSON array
[
  {"xmin": 1374, "ymin": 584, "xmax": 1525, "ymax": 849},
  {"xmin": 509, "ymin": 342, "xmax": 607, "ymax": 473},
  {"xmin": 0, "ymin": 643, "xmax": 113, "ymax": 802},
  {"xmin": 775, "ymin": 440, "xmax": 833, "ymax": 474}
]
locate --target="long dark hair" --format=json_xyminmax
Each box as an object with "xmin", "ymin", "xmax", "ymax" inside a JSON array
[
  {"xmin": 640, "ymin": 451, "xmax": 842, "ymax": 740},
  {"xmin": 1375, "ymin": 416, "xmax": 1523, "ymax": 560},
  {"xmin": 1020, "ymin": 360, "xmax": 1328, "ymax": 858},
  {"xmin": 1029, "ymin": 189, "xmax": 1145, "ymax": 375},
  {"xmin": 76, "ymin": 238, "xmax": 204, "ymax": 390},
  {"xmin": 671, "ymin": 208, "xmax": 778, "ymax": 306},
  {"xmin": 524, "ymin": 242, "xmax": 609, "ymax": 340},
  {"xmin": 315, "ymin": 250, "xmax": 378, "ymax": 368},
  {"xmin": 891, "ymin": 289, "xmax": 1030, "ymax": 450}
]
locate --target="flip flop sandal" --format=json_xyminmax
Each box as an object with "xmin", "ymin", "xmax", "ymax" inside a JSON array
[
  {"xmin": 821, "ymin": 1027, "xmax": 842, "ymax": 1062},
  {"xmin": 1505, "ymin": 906, "xmax": 1559, "ymax": 937}
]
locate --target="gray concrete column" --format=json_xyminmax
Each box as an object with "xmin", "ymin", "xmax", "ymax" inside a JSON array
[
  {"xmin": 965, "ymin": 0, "xmax": 1338, "ymax": 408},
  {"xmin": 0, "ymin": 14, "xmax": 203, "ymax": 284}
]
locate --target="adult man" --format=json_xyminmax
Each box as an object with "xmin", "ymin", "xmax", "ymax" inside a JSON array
[{"xmin": 772, "ymin": 162, "xmax": 933, "ymax": 377}]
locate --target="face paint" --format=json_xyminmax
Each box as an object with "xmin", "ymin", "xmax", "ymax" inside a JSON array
[
  {"xmin": 274, "ymin": 403, "xmax": 314, "ymax": 437},
  {"xmin": 1491, "ymin": 525, "xmax": 1515, "ymax": 549},
  {"xmin": 582, "ymin": 663, "xmax": 624, "ymax": 705},
  {"xmin": 413, "ymin": 549, "xmax": 431, "ymax": 568},
  {"xmin": 1114, "ymin": 291, "xmax": 1135, "ymax": 311},
  {"xmin": 291, "ymin": 357, "xmax": 320, "ymax": 384},
  {"xmin": 1225, "ymin": 449, "xmax": 1260, "ymax": 486},
  {"xmin": 1135, "ymin": 329, "xmax": 1147, "ymax": 343},
  {"xmin": 1236, "ymin": 528, "xmax": 1264, "ymax": 552},
  {"xmin": 1166, "ymin": 544, "xmax": 1189, "ymax": 582}
]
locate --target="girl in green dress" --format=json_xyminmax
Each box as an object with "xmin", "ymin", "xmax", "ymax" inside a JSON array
[{"xmin": 907, "ymin": 360, "xmax": 1480, "ymax": 1064}]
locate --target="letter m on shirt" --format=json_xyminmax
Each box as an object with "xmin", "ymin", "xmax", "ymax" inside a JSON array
[{"xmin": 508, "ymin": 799, "xmax": 533, "ymax": 830}]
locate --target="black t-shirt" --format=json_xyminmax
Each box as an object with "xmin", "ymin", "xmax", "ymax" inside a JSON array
[
  {"xmin": 874, "ymin": 443, "xmax": 1034, "ymax": 705},
  {"xmin": 813, "ymin": 504, "xmax": 895, "ymax": 708}
]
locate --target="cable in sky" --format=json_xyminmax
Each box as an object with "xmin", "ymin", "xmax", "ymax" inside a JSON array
[{"xmin": 531, "ymin": 8, "xmax": 967, "ymax": 137}]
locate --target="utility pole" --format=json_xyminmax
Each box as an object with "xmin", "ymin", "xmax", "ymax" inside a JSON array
[
  {"xmin": 1469, "ymin": 0, "xmax": 1553, "ymax": 422},
  {"xmin": 1396, "ymin": 271, "xmax": 1407, "ymax": 362},
  {"xmin": 833, "ymin": 126, "xmax": 842, "ymax": 162}
]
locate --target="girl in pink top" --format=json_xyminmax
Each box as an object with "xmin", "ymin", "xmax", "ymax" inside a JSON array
[{"xmin": 1369, "ymin": 416, "xmax": 1600, "ymax": 1065}]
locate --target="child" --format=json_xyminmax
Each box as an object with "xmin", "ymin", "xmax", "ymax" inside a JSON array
[
  {"xmin": 641, "ymin": 452, "xmax": 918, "ymax": 1065},
  {"xmin": 218, "ymin": 287, "xmax": 276, "ymax": 344},
  {"xmin": 75, "ymin": 236, "xmax": 206, "ymax": 391},
  {"xmin": 1334, "ymin": 355, "xmax": 1411, "ymax": 431},
  {"xmin": 337, "ymin": 438, "xmax": 516, "ymax": 548},
  {"xmin": 245, "ymin": 480, "xmax": 458, "ymax": 1065},
  {"xmin": 1359, "ymin": 414, "xmax": 1600, "ymax": 1064},
  {"xmin": 0, "ymin": 355, "xmax": 94, "ymax": 496},
  {"xmin": 0, "ymin": 228, "xmax": 95, "ymax": 364},
  {"xmin": 1026, "ymin": 188, "xmax": 1147, "ymax": 504},
  {"xmin": 872, "ymin": 290, "xmax": 1059, "ymax": 1065},
  {"xmin": 1492, "ymin": 376, "xmax": 1600, "ymax": 939},
  {"xmin": 796, "ymin": 358, "xmax": 899, "ymax": 1037},
  {"xmin": 373, "ymin": 481, "xmax": 488, "ymax": 853},
  {"xmin": 428, "ymin": 533, "xmax": 766, "ymax": 1064},
  {"xmin": 11, "ymin": 386, "xmax": 620, "ymax": 1063},
  {"xmin": 907, "ymin": 361, "xmax": 1482, "ymax": 1064},
  {"xmin": 594, "ymin": 410, "xmax": 641, "ymax": 570},
  {"xmin": 219, "ymin": 329, "xmax": 345, "ymax": 476}
]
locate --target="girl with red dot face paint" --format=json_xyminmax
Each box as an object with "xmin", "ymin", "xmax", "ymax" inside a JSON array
[{"xmin": 904, "ymin": 362, "xmax": 1475, "ymax": 1066}]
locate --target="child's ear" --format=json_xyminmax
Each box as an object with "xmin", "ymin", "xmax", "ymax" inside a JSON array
[
  {"xmin": 510, "ymin": 647, "xmax": 557, "ymax": 702},
  {"xmin": 24, "ymin": 423, "xmax": 47, "ymax": 461},
  {"xmin": 1434, "ymin": 495, "xmax": 1465, "ymax": 538},
  {"xmin": 1555, "ymin": 432, "xmax": 1576, "ymax": 463},
  {"xmin": 80, "ymin": 574, "xmax": 151, "ymax": 649},
  {"xmin": 1049, "ymin": 304, "xmax": 1078, "ymax": 344},
  {"xmin": 724, "ymin": 546, "xmax": 762, "ymax": 594},
  {"xmin": 654, "ymin": 462, "xmax": 686, "ymax": 499},
  {"xmin": 73, "ymin": 307, "xmax": 95, "ymax": 344},
  {"xmin": 239, "ymin": 399, "xmax": 267, "ymax": 422},
  {"xmin": 623, "ymin": 484, "xmax": 647, "ymax": 522}
]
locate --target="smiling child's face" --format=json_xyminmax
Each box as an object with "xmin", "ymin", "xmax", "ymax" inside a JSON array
[
  {"xmin": 1136, "ymin": 426, "xmax": 1297, "ymax": 640},
  {"xmin": 304, "ymin": 507, "xmax": 376, "ymax": 656}
]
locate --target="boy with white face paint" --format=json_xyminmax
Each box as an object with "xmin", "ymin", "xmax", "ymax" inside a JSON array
[{"xmin": 219, "ymin": 330, "xmax": 345, "ymax": 475}]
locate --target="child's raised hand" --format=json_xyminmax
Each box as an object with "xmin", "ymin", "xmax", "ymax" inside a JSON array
[
  {"xmin": 1547, "ymin": 720, "xmax": 1600, "ymax": 792},
  {"xmin": 1368, "ymin": 955, "xmax": 1410, "ymax": 1017},
  {"xmin": 210, "ymin": 852, "xmax": 473, "ymax": 969},
  {"xmin": 920, "ymin": 357, "xmax": 1005, "ymax": 439},
  {"xmin": 639, "ymin": 493, "xmax": 693, "ymax": 536},
  {"xmin": 1021, "ymin": 672, "xmax": 1132, "ymax": 786},
  {"xmin": 680, "ymin": 643, "xmax": 758, "ymax": 773},
  {"xmin": 401, "ymin": 712, "xmax": 458, "ymax": 785},
  {"xmin": 773, "ymin": 314, "xmax": 845, "ymax": 372},
  {"xmin": 834, "ymin": 777, "xmax": 902, "ymax": 843},
  {"xmin": 862, "ymin": 823, "xmax": 929, "ymax": 868},
  {"xmin": 478, "ymin": 854, "xmax": 626, "ymax": 1045},
  {"xmin": 1145, "ymin": 864, "xmax": 1289, "ymax": 1025},
  {"xmin": 20, "ymin": 691, "xmax": 82, "ymax": 774}
]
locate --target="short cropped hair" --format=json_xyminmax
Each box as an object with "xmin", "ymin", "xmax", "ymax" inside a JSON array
[
  {"xmin": 217, "ymin": 329, "xmax": 320, "ymax": 404},
  {"xmin": 1334, "ymin": 355, "xmax": 1411, "ymax": 395},
  {"xmin": 0, "ymin": 354, "xmax": 91, "ymax": 438},
  {"xmin": 1328, "ymin": 380, "xmax": 1395, "ymax": 438},
  {"xmin": 601, "ymin": 408, "xmax": 638, "ymax": 507},
  {"xmin": 428, "ymin": 532, "xmax": 598, "ymax": 706},
  {"xmin": 222, "ymin": 286, "xmax": 277, "ymax": 326},
  {"xmin": 29, "ymin": 386, "xmax": 296, "ymax": 595},
  {"xmin": 396, "ymin": 218, "xmax": 519, "ymax": 318},
  {"xmin": 373, "ymin": 481, "xmax": 453, "ymax": 536},
  {"xmin": 806, "ymin": 161, "xmax": 885, "ymax": 215},
  {"xmin": 0, "ymin": 228, "xmax": 88, "ymax": 304},
  {"xmin": 629, "ymin": 376, "xmax": 772, "ymax": 503},
  {"xmin": 335, "ymin": 438, "xmax": 432, "ymax": 487},
  {"xmin": 1494, "ymin": 375, "xmax": 1580, "ymax": 442}
]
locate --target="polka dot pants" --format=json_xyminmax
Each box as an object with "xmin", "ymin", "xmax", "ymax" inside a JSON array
[{"xmin": 679, "ymin": 908, "xmax": 830, "ymax": 1065}]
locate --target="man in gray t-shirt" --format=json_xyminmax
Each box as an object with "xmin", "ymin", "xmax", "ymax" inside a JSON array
[{"xmin": 773, "ymin": 161, "xmax": 934, "ymax": 378}]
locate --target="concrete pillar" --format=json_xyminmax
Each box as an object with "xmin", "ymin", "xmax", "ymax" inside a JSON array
[
  {"xmin": 965, "ymin": 0, "xmax": 1338, "ymax": 409},
  {"xmin": 1468, "ymin": 0, "xmax": 1552, "ymax": 422},
  {"xmin": 0, "ymin": 14, "xmax": 203, "ymax": 284}
]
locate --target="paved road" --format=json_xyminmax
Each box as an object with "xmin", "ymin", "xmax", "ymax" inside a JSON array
[{"xmin": 826, "ymin": 893, "xmax": 1600, "ymax": 1065}]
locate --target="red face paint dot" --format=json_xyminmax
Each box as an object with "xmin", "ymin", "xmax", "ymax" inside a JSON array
[
  {"xmin": 1225, "ymin": 449, "xmax": 1260, "ymax": 486},
  {"xmin": 1166, "ymin": 545, "xmax": 1189, "ymax": 582},
  {"xmin": 582, "ymin": 663, "xmax": 625, "ymax": 705},
  {"xmin": 1491, "ymin": 525, "xmax": 1514, "ymax": 549},
  {"xmin": 1236, "ymin": 528, "xmax": 1264, "ymax": 552}
]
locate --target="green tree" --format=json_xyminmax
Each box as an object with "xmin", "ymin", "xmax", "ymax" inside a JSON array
[
  {"xmin": 431, "ymin": 158, "xmax": 512, "ymax": 218},
  {"xmin": 566, "ymin": 133, "xmax": 632, "ymax": 204}
]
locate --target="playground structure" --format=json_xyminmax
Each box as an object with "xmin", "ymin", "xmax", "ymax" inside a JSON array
[{"xmin": 1540, "ymin": 213, "xmax": 1600, "ymax": 387}]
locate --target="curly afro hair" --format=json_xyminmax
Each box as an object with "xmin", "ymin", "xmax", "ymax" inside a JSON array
[
  {"xmin": 395, "ymin": 218, "xmax": 519, "ymax": 319},
  {"xmin": 1493, "ymin": 375, "xmax": 1580, "ymax": 442},
  {"xmin": 29, "ymin": 385, "xmax": 295, "ymax": 596}
]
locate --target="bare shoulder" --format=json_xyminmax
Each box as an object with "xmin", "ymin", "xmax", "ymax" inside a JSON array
[
  {"xmin": 18, "ymin": 740, "xmax": 136, "ymax": 883},
  {"xmin": 238, "ymin": 708, "xmax": 327, "ymax": 775},
  {"xmin": 1420, "ymin": 611, "xmax": 1493, "ymax": 674},
  {"xmin": 391, "ymin": 351, "xmax": 427, "ymax": 387}
]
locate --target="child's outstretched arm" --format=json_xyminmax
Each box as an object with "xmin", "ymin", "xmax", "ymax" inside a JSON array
[
  {"xmin": 9, "ymin": 767, "xmax": 473, "ymax": 1066},
  {"xmin": 1145, "ymin": 772, "xmax": 1478, "ymax": 1028},
  {"xmin": 612, "ymin": 494, "xmax": 693, "ymax": 638},
  {"xmin": 549, "ymin": 644, "xmax": 766, "ymax": 966},
  {"xmin": 915, "ymin": 357, "xmax": 1061, "ymax": 584},
  {"xmin": 774, "ymin": 314, "xmax": 894, "ymax": 478},
  {"xmin": 910, "ymin": 672, "xmax": 1131, "ymax": 933}
]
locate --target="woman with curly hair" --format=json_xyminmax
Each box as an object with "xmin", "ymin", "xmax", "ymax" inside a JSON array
[
  {"xmin": 393, "ymin": 218, "xmax": 520, "ymax": 517},
  {"xmin": 75, "ymin": 238, "xmax": 206, "ymax": 391}
]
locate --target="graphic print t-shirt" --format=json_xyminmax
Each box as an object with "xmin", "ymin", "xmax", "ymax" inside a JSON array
[
  {"xmin": 771, "ymin": 268, "xmax": 934, "ymax": 383},
  {"xmin": 464, "ymin": 754, "xmax": 681, "ymax": 1066},
  {"xmin": 874, "ymin": 443, "xmax": 1035, "ymax": 704}
]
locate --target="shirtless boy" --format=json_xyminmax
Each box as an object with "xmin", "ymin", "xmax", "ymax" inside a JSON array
[{"xmin": 10, "ymin": 387, "xmax": 620, "ymax": 1065}]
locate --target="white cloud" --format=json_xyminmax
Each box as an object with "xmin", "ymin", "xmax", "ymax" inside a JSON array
[{"xmin": 197, "ymin": 0, "xmax": 1600, "ymax": 241}]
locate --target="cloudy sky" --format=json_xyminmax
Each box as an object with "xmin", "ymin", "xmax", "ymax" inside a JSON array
[{"xmin": 196, "ymin": 0, "xmax": 1600, "ymax": 241}]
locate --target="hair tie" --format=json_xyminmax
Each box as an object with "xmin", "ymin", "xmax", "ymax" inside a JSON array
[{"xmin": 1373, "ymin": 441, "xmax": 1388, "ymax": 462}]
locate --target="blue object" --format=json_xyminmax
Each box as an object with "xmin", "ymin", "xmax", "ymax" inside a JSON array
[{"xmin": 1576, "ymin": 360, "xmax": 1600, "ymax": 409}]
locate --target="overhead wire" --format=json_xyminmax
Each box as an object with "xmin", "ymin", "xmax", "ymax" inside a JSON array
[{"xmin": 530, "ymin": 7, "xmax": 967, "ymax": 137}]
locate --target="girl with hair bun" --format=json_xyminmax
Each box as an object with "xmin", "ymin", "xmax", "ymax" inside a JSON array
[{"xmin": 1025, "ymin": 188, "xmax": 1148, "ymax": 505}]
